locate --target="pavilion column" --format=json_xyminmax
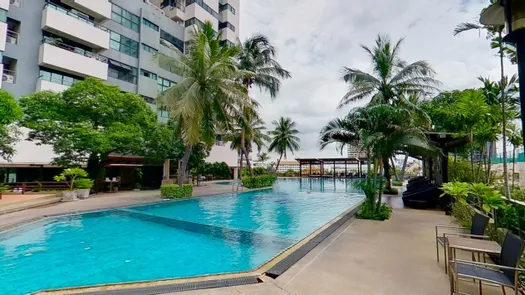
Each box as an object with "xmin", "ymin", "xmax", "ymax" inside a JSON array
[
  {"xmin": 299, "ymin": 162, "xmax": 302, "ymax": 177},
  {"xmin": 163, "ymin": 159, "xmax": 170, "ymax": 180},
  {"xmin": 345, "ymin": 161, "xmax": 347, "ymax": 178},
  {"xmin": 333, "ymin": 162, "xmax": 336, "ymax": 177},
  {"xmin": 309, "ymin": 163, "xmax": 312, "ymax": 176}
]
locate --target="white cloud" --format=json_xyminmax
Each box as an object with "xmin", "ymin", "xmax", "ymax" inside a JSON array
[{"xmin": 240, "ymin": 0, "xmax": 517, "ymax": 161}]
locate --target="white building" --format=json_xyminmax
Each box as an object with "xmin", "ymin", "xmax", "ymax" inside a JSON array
[
  {"xmin": 0, "ymin": 0, "xmax": 240, "ymax": 180},
  {"xmin": 276, "ymin": 160, "xmax": 301, "ymax": 173}
]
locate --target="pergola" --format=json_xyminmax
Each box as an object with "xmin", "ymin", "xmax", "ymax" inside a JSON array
[{"xmin": 295, "ymin": 157, "xmax": 368, "ymax": 178}]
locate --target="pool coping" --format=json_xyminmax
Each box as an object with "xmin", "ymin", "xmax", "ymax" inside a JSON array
[{"xmin": 32, "ymin": 199, "xmax": 364, "ymax": 295}]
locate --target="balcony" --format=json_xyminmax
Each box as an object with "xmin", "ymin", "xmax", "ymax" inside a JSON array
[
  {"xmin": 36, "ymin": 79, "xmax": 70, "ymax": 92},
  {"xmin": 162, "ymin": 4, "xmax": 186, "ymax": 22},
  {"xmin": 41, "ymin": 3, "xmax": 110, "ymax": 49},
  {"xmin": 38, "ymin": 38, "xmax": 108, "ymax": 80},
  {"xmin": 6, "ymin": 30, "xmax": 18, "ymax": 45},
  {"xmin": 61, "ymin": 0, "xmax": 111, "ymax": 21}
]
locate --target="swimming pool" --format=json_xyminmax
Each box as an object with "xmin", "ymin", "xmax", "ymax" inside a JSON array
[
  {"xmin": 215, "ymin": 181, "xmax": 235, "ymax": 185},
  {"xmin": 0, "ymin": 178, "xmax": 363, "ymax": 294}
]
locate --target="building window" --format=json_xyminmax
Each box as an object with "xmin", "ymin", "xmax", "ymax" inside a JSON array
[
  {"xmin": 142, "ymin": 95, "xmax": 155, "ymax": 104},
  {"xmin": 108, "ymin": 59, "xmax": 138, "ymax": 84},
  {"xmin": 157, "ymin": 76, "xmax": 176, "ymax": 93},
  {"xmin": 142, "ymin": 43, "xmax": 158, "ymax": 53},
  {"xmin": 160, "ymin": 30, "xmax": 184, "ymax": 53},
  {"xmin": 143, "ymin": 18, "xmax": 159, "ymax": 31},
  {"xmin": 111, "ymin": 4, "xmax": 140, "ymax": 32},
  {"xmin": 0, "ymin": 9, "xmax": 7, "ymax": 23},
  {"xmin": 157, "ymin": 106, "xmax": 170, "ymax": 118},
  {"xmin": 39, "ymin": 68, "xmax": 81, "ymax": 86},
  {"xmin": 186, "ymin": 0, "xmax": 219, "ymax": 19},
  {"xmin": 219, "ymin": 40, "xmax": 234, "ymax": 47},
  {"xmin": 140, "ymin": 69, "xmax": 157, "ymax": 80},
  {"xmin": 219, "ymin": 3, "xmax": 235, "ymax": 15},
  {"xmin": 219, "ymin": 22, "xmax": 235, "ymax": 32},
  {"xmin": 110, "ymin": 31, "xmax": 139, "ymax": 57},
  {"xmin": 185, "ymin": 17, "xmax": 204, "ymax": 28}
]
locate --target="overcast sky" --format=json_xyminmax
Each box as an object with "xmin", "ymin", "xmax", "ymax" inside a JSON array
[{"xmin": 239, "ymin": 0, "xmax": 517, "ymax": 161}]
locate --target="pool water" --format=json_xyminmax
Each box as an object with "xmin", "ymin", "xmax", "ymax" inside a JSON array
[
  {"xmin": 0, "ymin": 179, "xmax": 363, "ymax": 295},
  {"xmin": 215, "ymin": 181, "xmax": 235, "ymax": 185}
]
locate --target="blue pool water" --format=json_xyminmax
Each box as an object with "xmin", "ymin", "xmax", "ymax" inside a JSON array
[
  {"xmin": 0, "ymin": 178, "xmax": 363, "ymax": 295},
  {"xmin": 215, "ymin": 181, "xmax": 235, "ymax": 185}
]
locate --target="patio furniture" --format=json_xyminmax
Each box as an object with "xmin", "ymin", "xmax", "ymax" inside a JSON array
[
  {"xmin": 435, "ymin": 213, "xmax": 490, "ymax": 272},
  {"xmin": 448, "ymin": 231, "xmax": 525, "ymax": 295}
]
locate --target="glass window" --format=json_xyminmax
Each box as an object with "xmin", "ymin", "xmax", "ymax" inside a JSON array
[
  {"xmin": 219, "ymin": 22, "xmax": 235, "ymax": 32},
  {"xmin": 108, "ymin": 60, "xmax": 138, "ymax": 84},
  {"xmin": 186, "ymin": 0, "xmax": 219, "ymax": 19},
  {"xmin": 142, "ymin": 95, "xmax": 155, "ymax": 104},
  {"xmin": 160, "ymin": 30, "xmax": 184, "ymax": 53},
  {"xmin": 157, "ymin": 106, "xmax": 170, "ymax": 118},
  {"xmin": 110, "ymin": 31, "xmax": 139, "ymax": 57},
  {"xmin": 39, "ymin": 69, "xmax": 80, "ymax": 86},
  {"xmin": 141, "ymin": 69, "xmax": 157, "ymax": 80},
  {"xmin": 0, "ymin": 9, "xmax": 7, "ymax": 23},
  {"xmin": 219, "ymin": 3, "xmax": 235, "ymax": 15},
  {"xmin": 111, "ymin": 4, "xmax": 140, "ymax": 32},
  {"xmin": 141, "ymin": 43, "xmax": 158, "ymax": 53},
  {"xmin": 157, "ymin": 76, "xmax": 176, "ymax": 93},
  {"xmin": 143, "ymin": 18, "xmax": 159, "ymax": 31}
]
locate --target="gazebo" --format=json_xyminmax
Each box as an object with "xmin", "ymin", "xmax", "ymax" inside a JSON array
[{"xmin": 295, "ymin": 157, "xmax": 368, "ymax": 178}]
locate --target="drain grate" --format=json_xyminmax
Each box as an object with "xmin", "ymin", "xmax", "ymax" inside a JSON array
[{"xmin": 75, "ymin": 276, "xmax": 260, "ymax": 295}]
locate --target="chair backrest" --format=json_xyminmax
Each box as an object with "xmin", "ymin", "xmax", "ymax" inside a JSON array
[
  {"xmin": 500, "ymin": 231, "xmax": 525, "ymax": 281},
  {"xmin": 470, "ymin": 213, "xmax": 489, "ymax": 236}
]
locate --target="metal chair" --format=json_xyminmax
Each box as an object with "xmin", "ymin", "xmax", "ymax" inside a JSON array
[
  {"xmin": 449, "ymin": 231, "xmax": 525, "ymax": 295},
  {"xmin": 436, "ymin": 213, "xmax": 490, "ymax": 266}
]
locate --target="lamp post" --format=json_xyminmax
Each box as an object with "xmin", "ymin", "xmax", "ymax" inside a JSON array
[{"xmin": 481, "ymin": 0, "xmax": 525, "ymax": 146}]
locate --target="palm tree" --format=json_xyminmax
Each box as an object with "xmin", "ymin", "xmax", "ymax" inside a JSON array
[
  {"xmin": 257, "ymin": 152, "xmax": 271, "ymax": 167},
  {"xmin": 268, "ymin": 117, "xmax": 300, "ymax": 171},
  {"xmin": 156, "ymin": 22, "xmax": 254, "ymax": 185},
  {"xmin": 338, "ymin": 34, "xmax": 440, "ymax": 108},
  {"xmin": 237, "ymin": 34, "xmax": 291, "ymax": 174},
  {"xmin": 319, "ymin": 104, "xmax": 437, "ymax": 207},
  {"xmin": 508, "ymin": 125, "xmax": 523, "ymax": 188},
  {"xmin": 454, "ymin": 13, "xmax": 511, "ymax": 196}
]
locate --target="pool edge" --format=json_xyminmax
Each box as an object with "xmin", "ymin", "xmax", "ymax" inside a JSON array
[{"xmin": 33, "ymin": 200, "xmax": 364, "ymax": 295}]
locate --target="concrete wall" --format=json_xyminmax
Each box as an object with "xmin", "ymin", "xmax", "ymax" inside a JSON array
[
  {"xmin": 36, "ymin": 79, "xmax": 70, "ymax": 92},
  {"xmin": 0, "ymin": 0, "xmax": 9, "ymax": 11},
  {"xmin": 63, "ymin": 0, "xmax": 112, "ymax": 20}
]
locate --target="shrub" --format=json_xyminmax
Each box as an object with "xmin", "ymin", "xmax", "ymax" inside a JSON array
[
  {"xmin": 357, "ymin": 202, "xmax": 392, "ymax": 221},
  {"xmin": 391, "ymin": 180, "xmax": 403, "ymax": 186},
  {"xmin": 451, "ymin": 202, "xmax": 474, "ymax": 228},
  {"xmin": 160, "ymin": 184, "xmax": 193, "ymax": 199},
  {"xmin": 53, "ymin": 168, "xmax": 88, "ymax": 190},
  {"xmin": 74, "ymin": 178, "xmax": 94, "ymax": 189},
  {"xmin": 241, "ymin": 175, "xmax": 277, "ymax": 189},
  {"xmin": 383, "ymin": 187, "xmax": 398, "ymax": 195}
]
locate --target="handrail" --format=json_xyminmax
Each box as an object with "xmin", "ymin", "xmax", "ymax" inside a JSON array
[
  {"xmin": 44, "ymin": 2, "xmax": 109, "ymax": 32},
  {"xmin": 42, "ymin": 37, "xmax": 108, "ymax": 63},
  {"xmin": 3, "ymin": 69, "xmax": 15, "ymax": 75},
  {"xmin": 6, "ymin": 30, "xmax": 18, "ymax": 44}
]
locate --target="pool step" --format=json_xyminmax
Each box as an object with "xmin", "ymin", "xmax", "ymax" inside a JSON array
[
  {"xmin": 118, "ymin": 209, "xmax": 296, "ymax": 250},
  {"xmin": 0, "ymin": 194, "xmax": 62, "ymax": 216}
]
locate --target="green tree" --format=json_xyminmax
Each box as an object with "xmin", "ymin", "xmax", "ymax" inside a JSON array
[
  {"xmin": 268, "ymin": 117, "xmax": 300, "ymax": 171},
  {"xmin": 0, "ymin": 90, "xmax": 22, "ymax": 161},
  {"xmin": 156, "ymin": 21, "xmax": 254, "ymax": 185},
  {"xmin": 257, "ymin": 152, "xmax": 271, "ymax": 166},
  {"xmin": 19, "ymin": 78, "xmax": 166, "ymax": 180},
  {"xmin": 454, "ymin": 4, "xmax": 514, "ymax": 197},
  {"xmin": 338, "ymin": 34, "xmax": 439, "ymax": 108},
  {"xmin": 237, "ymin": 34, "xmax": 291, "ymax": 175}
]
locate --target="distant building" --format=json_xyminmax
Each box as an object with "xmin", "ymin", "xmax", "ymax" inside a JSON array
[
  {"xmin": 276, "ymin": 160, "xmax": 301, "ymax": 173},
  {"xmin": 347, "ymin": 144, "xmax": 366, "ymax": 159}
]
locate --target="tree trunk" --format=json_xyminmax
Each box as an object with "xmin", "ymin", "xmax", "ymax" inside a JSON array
[
  {"xmin": 276, "ymin": 153, "xmax": 283, "ymax": 171},
  {"xmin": 243, "ymin": 148, "xmax": 253, "ymax": 176},
  {"xmin": 178, "ymin": 145, "xmax": 192, "ymax": 186},
  {"xmin": 400, "ymin": 153, "xmax": 409, "ymax": 180},
  {"xmin": 477, "ymin": 144, "xmax": 486, "ymax": 183},
  {"xmin": 376, "ymin": 157, "xmax": 385, "ymax": 209},
  {"xmin": 383, "ymin": 156, "xmax": 392, "ymax": 190},
  {"xmin": 239, "ymin": 149, "xmax": 244, "ymax": 179},
  {"xmin": 499, "ymin": 31, "xmax": 510, "ymax": 198},
  {"xmin": 486, "ymin": 142, "xmax": 494, "ymax": 183},
  {"xmin": 390, "ymin": 157, "xmax": 399, "ymax": 181},
  {"xmin": 512, "ymin": 146, "xmax": 516, "ymax": 187},
  {"xmin": 86, "ymin": 153, "xmax": 102, "ymax": 191}
]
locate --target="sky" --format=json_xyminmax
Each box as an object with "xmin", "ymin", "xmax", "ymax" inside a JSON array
[{"xmin": 239, "ymin": 0, "xmax": 518, "ymax": 161}]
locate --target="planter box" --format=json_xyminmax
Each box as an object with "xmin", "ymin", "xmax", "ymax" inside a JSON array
[
  {"xmin": 76, "ymin": 189, "xmax": 91, "ymax": 200},
  {"xmin": 61, "ymin": 191, "xmax": 78, "ymax": 202}
]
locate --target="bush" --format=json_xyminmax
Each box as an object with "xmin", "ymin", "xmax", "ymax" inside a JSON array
[
  {"xmin": 391, "ymin": 180, "xmax": 403, "ymax": 186},
  {"xmin": 160, "ymin": 184, "xmax": 193, "ymax": 199},
  {"xmin": 53, "ymin": 168, "xmax": 88, "ymax": 190},
  {"xmin": 383, "ymin": 187, "xmax": 398, "ymax": 195},
  {"xmin": 451, "ymin": 202, "xmax": 474, "ymax": 228},
  {"xmin": 74, "ymin": 178, "xmax": 94, "ymax": 189},
  {"xmin": 241, "ymin": 175, "xmax": 277, "ymax": 189},
  {"xmin": 357, "ymin": 202, "xmax": 392, "ymax": 221}
]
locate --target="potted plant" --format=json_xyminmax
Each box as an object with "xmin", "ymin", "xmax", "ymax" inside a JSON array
[
  {"xmin": 133, "ymin": 183, "xmax": 141, "ymax": 191},
  {"xmin": 74, "ymin": 178, "xmax": 94, "ymax": 199},
  {"xmin": 53, "ymin": 168, "xmax": 88, "ymax": 202}
]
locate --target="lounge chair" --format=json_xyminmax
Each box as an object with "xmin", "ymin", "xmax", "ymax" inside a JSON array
[
  {"xmin": 449, "ymin": 231, "xmax": 525, "ymax": 295},
  {"xmin": 435, "ymin": 213, "xmax": 490, "ymax": 266}
]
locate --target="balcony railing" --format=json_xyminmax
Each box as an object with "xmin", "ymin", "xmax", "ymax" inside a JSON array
[
  {"xmin": 6, "ymin": 30, "xmax": 18, "ymax": 45},
  {"xmin": 42, "ymin": 37, "xmax": 108, "ymax": 63},
  {"xmin": 44, "ymin": 3, "xmax": 108, "ymax": 32},
  {"xmin": 2, "ymin": 69, "xmax": 16, "ymax": 84}
]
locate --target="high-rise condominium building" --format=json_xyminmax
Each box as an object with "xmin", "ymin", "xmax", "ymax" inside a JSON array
[{"xmin": 0, "ymin": 0, "xmax": 240, "ymax": 181}]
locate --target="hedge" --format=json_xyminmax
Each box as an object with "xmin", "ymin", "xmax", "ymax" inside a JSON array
[
  {"xmin": 160, "ymin": 184, "xmax": 193, "ymax": 199},
  {"xmin": 241, "ymin": 175, "xmax": 277, "ymax": 189}
]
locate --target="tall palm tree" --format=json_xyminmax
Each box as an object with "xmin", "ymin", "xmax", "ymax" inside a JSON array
[
  {"xmin": 338, "ymin": 34, "xmax": 440, "ymax": 108},
  {"xmin": 257, "ymin": 152, "xmax": 271, "ymax": 167},
  {"xmin": 268, "ymin": 117, "xmax": 300, "ymax": 171},
  {"xmin": 156, "ymin": 22, "xmax": 254, "ymax": 185},
  {"xmin": 454, "ymin": 13, "xmax": 511, "ymax": 196},
  {"xmin": 237, "ymin": 34, "xmax": 291, "ymax": 174},
  {"xmin": 508, "ymin": 124, "xmax": 523, "ymax": 188},
  {"xmin": 319, "ymin": 105, "xmax": 438, "ymax": 207}
]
